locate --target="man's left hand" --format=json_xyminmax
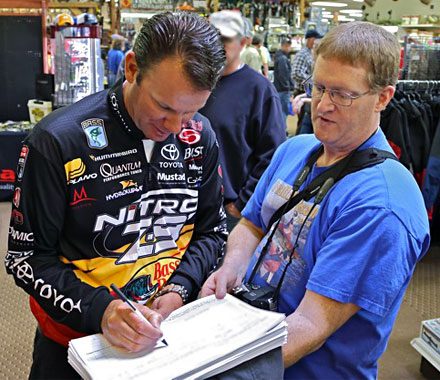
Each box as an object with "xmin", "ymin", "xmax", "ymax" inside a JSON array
[
  {"xmin": 225, "ymin": 203, "xmax": 242, "ymax": 219},
  {"xmin": 151, "ymin": 292, "xmax": 184, "ymax": 319}
]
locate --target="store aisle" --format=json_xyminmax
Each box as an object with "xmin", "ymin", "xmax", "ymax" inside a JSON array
[{"xmin": 0, "ymin": 201, "xmax": 438, "ymax": 379}]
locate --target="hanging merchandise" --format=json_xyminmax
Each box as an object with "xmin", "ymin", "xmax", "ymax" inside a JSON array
[{"xmin": 381, "ymin": 80, "xmax": 440, "ymax": 216}]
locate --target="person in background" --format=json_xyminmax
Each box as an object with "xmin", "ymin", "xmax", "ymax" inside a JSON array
[
  {"xmin": 6, "ymin": 12, "xmax": 227, "ymax": 379},
  {"xmin": 292, "ymin": 29, "xmax": 322, "ymax": 134},
  {"xmin": 274, "ymin": 38, "xmax": 294, "ymax": 129},
  {"xmin": 241, "ymin": 34, "xmax": 265, "ymax": 75},
  {"xmin": 200, "ymin": 10, "xmax": 285, "ymax": 231},
  {"xmin": 201, "ymin": 21, "xmax": 430, "ymax": 379},
  {"xmin": 107, "ymin": 38, "xmax": 125, "ymax": 87}
]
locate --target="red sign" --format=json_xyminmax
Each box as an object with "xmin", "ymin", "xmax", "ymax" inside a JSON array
[{"xmin": 0, "ymin": 169, "xmax": 15, "ymax": 182}]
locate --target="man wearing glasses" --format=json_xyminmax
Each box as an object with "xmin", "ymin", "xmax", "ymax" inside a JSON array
[{"xmin": 202, "ymin": 22, "xmax": 430, "ymax": 379}]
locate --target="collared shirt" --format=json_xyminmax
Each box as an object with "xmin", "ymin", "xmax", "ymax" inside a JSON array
[{"xmin": 291, "ymin": 46, "xmax": 313, "ymax": 93}]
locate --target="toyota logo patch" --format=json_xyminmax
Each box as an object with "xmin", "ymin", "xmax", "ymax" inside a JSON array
[{"xmin": 161, "ymin": 144, "xmax": 180, "ymax": 160}]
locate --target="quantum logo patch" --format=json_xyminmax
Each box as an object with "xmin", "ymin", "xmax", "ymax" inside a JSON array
[{"xmin": 81, "ymin": 118, "xmax": 108, "ymax": 149}]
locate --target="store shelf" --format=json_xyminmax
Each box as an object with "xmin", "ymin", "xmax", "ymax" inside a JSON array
[
  {"xmin": 411, "ymin": 337, "xmax": 440, "ymax": 372},
  {"xmin": 401, "ymin": 24, "xmax": 440, "ymax": 29},
  {"xmin": 48, "ymin": 1, "xmax": 100, "ymax": 8}
]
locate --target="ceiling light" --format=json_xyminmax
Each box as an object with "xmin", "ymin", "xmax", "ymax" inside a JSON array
[
  {"xmin": 311, "ymin": 2, "xmax": 348, "ymax": 7},
  {"xmin": 340, "ymin": 9, "xmax": 362, "ymax": 13},
  {"xmin": 322, "ymin": 14, "xmax": 334, "ymax": 18},
  {"xmin": 349, "ymin": 13, "xmax": 363, "ymax": 17},
  {"xmin": 338, "ymin": 16, "xmax": 355, "ymax": 21},
  {"xmin": 352, "ymin": 0, "xmax": 364, "ymax": 2}
]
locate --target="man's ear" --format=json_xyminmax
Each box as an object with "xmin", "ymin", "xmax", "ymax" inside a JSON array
[
  {"xmin": 125, "ymin": 51, "xmax": 139, "ymax": 84},
  {"xmin": 375, "ymin": 85, "xmax": 395, "ymax": 112}
]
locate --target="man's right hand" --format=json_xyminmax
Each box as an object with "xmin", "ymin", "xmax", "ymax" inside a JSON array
[
  {"xmin": 200, "ymin": 264, "xmax": 243, "ymax": 299},
  {"xmin": 101, "ymin": 299, "xmax": 163, "ymax": 352}
]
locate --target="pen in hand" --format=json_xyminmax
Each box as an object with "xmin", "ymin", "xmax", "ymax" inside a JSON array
[{"xmin": 110, "ymin": 284, "xmax": 168, "ymax": 347}]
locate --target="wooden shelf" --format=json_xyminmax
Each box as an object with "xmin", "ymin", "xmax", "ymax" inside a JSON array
[{"xmin": 48, "ymin": 1, "xmax": 99, "ymax": 8}]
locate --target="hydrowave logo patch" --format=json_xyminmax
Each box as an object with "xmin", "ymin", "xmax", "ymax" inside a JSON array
[{"xmin": 93, "ymin": 188, "xmax": 197, "ymax": 264}]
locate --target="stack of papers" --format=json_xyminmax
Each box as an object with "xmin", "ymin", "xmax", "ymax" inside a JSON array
[{"xmin": 68, "ymin": 294, "xmax": 287, "ymax": 380}]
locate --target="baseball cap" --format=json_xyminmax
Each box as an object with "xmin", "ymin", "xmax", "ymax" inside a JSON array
[
  {"xmin": 209, "ymin": 10, "xmax": 245, "ymax": 38},
  {"xmin": 305, "ymin": 29, "xmax": 323, "ymax": 39}
]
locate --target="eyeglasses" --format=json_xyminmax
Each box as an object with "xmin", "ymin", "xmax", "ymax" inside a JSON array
[{"xmin": 302, "ymin": 75, "xmax": 373, "ymax": 107}]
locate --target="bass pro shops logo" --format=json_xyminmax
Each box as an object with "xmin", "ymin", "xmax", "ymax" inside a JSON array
[{"xmin": 93, "ymin": 188, "xmax": 198, "ymax": 264}]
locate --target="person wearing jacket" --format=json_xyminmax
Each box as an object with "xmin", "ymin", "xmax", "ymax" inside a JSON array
[
  {"xmin": 200, "ymin": 10, "xmax": 285, "ymax": 231},
  {"xmin": 274, "ymin": 39, "xmax": 294, "ymax": 127},
  {"xmin": 6, "ymin": 12, "xmax": 227, "ymax": 379}
]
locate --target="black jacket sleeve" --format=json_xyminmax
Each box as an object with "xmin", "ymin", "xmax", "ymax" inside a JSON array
[
  {"xmin": 5, "ymin": 130, "xmax": 114, "ymax": 334},
  {"xmin": 234, "ymin": 95, "xmax": 286, "ymax": 211},
  {"xmin": 168, "ymin": 128, "xmax": 228, "ymax": 300}
]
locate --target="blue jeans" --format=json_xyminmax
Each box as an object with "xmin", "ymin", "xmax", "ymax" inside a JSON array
[
  {"xmin": 209, "ymin": 347, "xmax": 284, "ymax": 380},
  {"xmin": 278, "ymin": 91, "xmax": 290, "ymax": 127}
]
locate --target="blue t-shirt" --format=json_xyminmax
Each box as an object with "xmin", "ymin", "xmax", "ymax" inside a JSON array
[
  {"xmin": 107, "ymin": 49, "xmax": 125, "ymax": 74},
  {"xmin": 242, "ymin": 129, "xmax": 430, "ymax": 380}
]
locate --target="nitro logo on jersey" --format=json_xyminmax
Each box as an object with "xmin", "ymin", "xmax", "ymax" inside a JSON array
[{"xmin": 93, "ymin": 188, "xmax": 198, "ymax": 264}]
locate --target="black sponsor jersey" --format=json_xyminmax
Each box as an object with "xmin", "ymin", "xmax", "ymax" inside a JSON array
[{"xmin": 5, "ymin": 84, "xmax": 227, "ymax": 344}]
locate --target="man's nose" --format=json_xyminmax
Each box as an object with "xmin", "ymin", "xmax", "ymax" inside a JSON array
[{"xmin": 316, "ymin": 91, "xmax": 335, "ymax": 113}]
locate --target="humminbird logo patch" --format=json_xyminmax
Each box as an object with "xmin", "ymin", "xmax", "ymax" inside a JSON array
[{"xmin": 93, "ymin": 189, "xmax": 198, "ymax": 264}]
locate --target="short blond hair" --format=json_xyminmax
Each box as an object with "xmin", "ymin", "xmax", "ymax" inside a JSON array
[{"xmin": 315, "ymin": 22, "xmax": 400, "ymax": 91}]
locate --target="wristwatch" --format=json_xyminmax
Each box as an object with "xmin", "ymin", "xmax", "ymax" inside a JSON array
[{"xmin": 154, "ymin": 283, "xmax": 189, "ymax": 304}]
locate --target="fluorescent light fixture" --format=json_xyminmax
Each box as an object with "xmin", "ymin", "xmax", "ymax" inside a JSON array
[
  {"xmin": 339, "ymin": 17, "xmax": 355, "ymax": 21},
  {"xmin": 352, "ymin": 0, "xmax": 364, "ymax": 2},
  {"xmin": 349, "ymin": 13, "xmax": 363, "ymax": 17},
  {"xmin": 340, "ymin": 9, "xmax": 362, "ymax": 14},
  {"xmin": 322, "ymin": 14, "xmax": 334, "ymax": 18},
  {"xmin": 311, "ymin": 2, "xmax": 348, "ymax": 7},
  {"xmin": 321, "ymin": 18, "xmax": 330, "ymax": 23},
  {"xmin": 120, "ymin": 12, "xmax": 156, "ymax": 19}
]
